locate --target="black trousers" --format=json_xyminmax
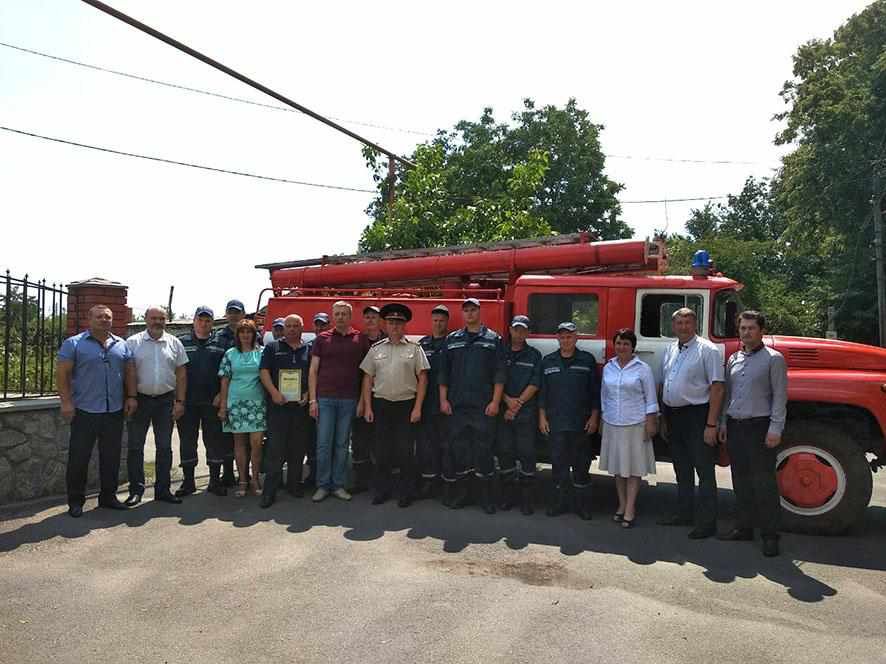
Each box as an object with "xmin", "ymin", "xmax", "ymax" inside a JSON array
[
  {"xmin": 447, "ymin": 409, "xmax": 496, "ymax": 480},
  {"xmin": 496, "ymin": 415, "xmax": 537, "ymax": 480},
  {"xmin": 263, "ymin": 404, "xmax": 312, "ymax": 496},
  {"xmin": 418, "ymin": 412, "xmax": 446, "ymax": 481},
  {"xmin": 373, "ymin": 397, "xmax": 417, "ymax": 496},
  {"xmin": 127, "ymin": 392, "xmax": 175, "ymax": 495},
  {"xmin": 727, "ymin": 417, "xmax": 780, "ymax": 536},
  {"xmin": 549, "ymin": 430, "xmax": 592, "ymax": 490},
  {"xmin": 352, "ymin": 416, "xmax": 375, "ymax": 471},
  {"xmin": 66, "ymin": 409, "xmax": 124, "ymax": 506},
  {"xmin": 176, "ymin": 403, "xmax": 230, "ymax": 468},
  {"xmin": 668, "ymin": 403, "xmax": 718, "ymax": 528}
]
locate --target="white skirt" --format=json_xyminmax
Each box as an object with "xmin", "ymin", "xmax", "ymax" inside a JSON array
[{"xmin": 598, "ymin": 421, "xmax": 656, "ymax": 478}]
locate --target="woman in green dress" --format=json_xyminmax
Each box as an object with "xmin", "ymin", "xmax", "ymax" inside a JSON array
[{"xmin": 218, "ymin": 319, "xmax": 266, "ymax": 497}]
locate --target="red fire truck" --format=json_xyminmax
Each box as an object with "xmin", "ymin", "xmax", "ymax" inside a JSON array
[{"xmin": 256, "ymin": 233, "xmax": 886, "ymax": 535}]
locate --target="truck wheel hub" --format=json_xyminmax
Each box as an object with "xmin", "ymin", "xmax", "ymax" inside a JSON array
[{"xmin": 776, "ymin": 446, "xmax": 845, "ymax": 515}]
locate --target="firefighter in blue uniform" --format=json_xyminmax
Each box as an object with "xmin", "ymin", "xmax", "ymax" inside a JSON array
[
  {"xmin": 496, "ymin": 315, "xmax": 542, "ymax": 515},
  {"xmin": 438, "ymin": 298, "xmax": 506, "ymax": 513},
  {"xmin": 351, "ymin": 305, "xmax": 386, "ymax": 493},
  {"xmin": 175, "ymin": 306, "xmax": 230, "ymax": 496},
  {"xmin": 538, "ymin": 321, "xmax": 601, "ymax": 520},
  {"xmin": 416, "ymin": 304, "xmax": 450, "ymax": 501}
]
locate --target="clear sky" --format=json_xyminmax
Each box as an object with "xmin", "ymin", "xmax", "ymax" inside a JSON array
[{"xmin": 0, "ymin": 0, "xmax": 874, "ymax": 319}]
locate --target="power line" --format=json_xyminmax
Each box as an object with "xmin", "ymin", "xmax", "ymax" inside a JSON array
[
  {"xmin": 0, "ymin": 41, "xmax": 434, "ymax": 138},
  {"xmin": 0, "ymin": 124, "xmax": 729, "ymax": 205},
  {"xmin": 1, "ymin": 40, "xmax": 779, "ymax": 167},
  {"xmin": 0, "ymin": 125, "xmax": 376, "ymax": 193},
  {"xmin": 78, "ymin": 0, "xmax": 415, "ymax": 167}
]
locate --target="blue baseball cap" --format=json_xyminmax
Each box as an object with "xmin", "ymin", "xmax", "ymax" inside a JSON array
[
  {"xmin": 272, "ymin": 318, "xmax": 285, "ymax": 328},
  {"xmin": 510, "ymin": 315, "xmax": 530, "ymax": 329},
  {"xmin": 313, "ymin": 312, "xmax": 330, "ymax": 324},
  {"xmin": 225, "ymin": 299, "xmax": 245, "ymax": 313},
  {"xmin": 557, "ymin": 321, "xmax": 577, "ymax": 333},
  {"xmin": 462, "ymin": 298, "xmax": 481, "ymax": 308},
  {"xmin": 194, "ymin": 306, "xmax": 214, "ymax": 318}
]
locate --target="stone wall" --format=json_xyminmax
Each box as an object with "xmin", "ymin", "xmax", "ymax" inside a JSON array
[{"xmin": 0, "ymin": 398, "xmax": 127, "ymax": 505}]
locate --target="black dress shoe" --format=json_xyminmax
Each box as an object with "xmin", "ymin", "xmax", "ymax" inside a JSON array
[
  {"xmin": 657, "ymin": 514, "xmax": 693, "ymax": 526},
  {"xmin": 98, "ymin": 496, "xmax": 129, "ymax": 510},
  {"xmin": 688, "ymin": 527, "xmax": 716, "ymax": 540},
  {"xmin": 762, "ymin": 536, "xmax": 780, "ymax": 557},
  {"xmin": 124, "ymin": 494, "xmax": 142, "ymax": 507},
  {"xmin": 288, "ymin": 484, "xmax": 305, "ymax": 498},
  {"xmin": 155, "ymin": 492, "xmax": 183, "ymax": 504},
  {"xmin": 372, "ymin": 492, "xmax": 390, "ymax": 505},
  {"xmin": 68, "ymin": 504, "xmax": 83, "ymax": 518},
  {"xmin": 260, "ymin": 493, "xmax": 275, "ymax": 509},
  {"xmin": 718, "ymin": 528, "xmax": 753, "ymax": 541}
]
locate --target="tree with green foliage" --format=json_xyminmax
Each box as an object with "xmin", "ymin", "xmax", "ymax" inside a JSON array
[
  {"xmin": 670, "ymin": 177, "xmax": 828, "ymax": 337},
  {"xmin": 359, "ymin": 99, "xmax": 629, "ymax": 252},
  {"xmin": 773, "ymin": 0, "xmax": 886, "ymax": 343}
]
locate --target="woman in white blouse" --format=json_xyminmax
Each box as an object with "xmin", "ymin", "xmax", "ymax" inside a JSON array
[{"xmin": 599, "ymin": 328, "xmax": 659, "ymax": 528}]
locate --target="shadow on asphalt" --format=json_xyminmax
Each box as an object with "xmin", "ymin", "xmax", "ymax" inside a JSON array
[{"xmin": 2, "ymin": 474, "xmax": 882, "ymax": 604}]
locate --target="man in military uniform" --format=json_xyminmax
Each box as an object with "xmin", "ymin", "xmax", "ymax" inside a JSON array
[
  {"xmin": 214, "ymin": 299, "xmax": 246, "ymax": 486},
  {"xmin": 175, "ymin": 306, "xmax": 229, "ymax": 497},
  {"xmin": 350, "ymin": 305, "xmax": 387, "ymax": 494},
  {"xmin": 497, "ymin": 315, "xmax": 542, "ymax": 514},
  {"xmin": 417, "ymin": 304, "xmax": 450, "ymax": 501},
  {"xmin": 360, "ymin": 303, "xmax": 429, "ymax": 507},
  {"xmin": 538, "ymin": 321, "xmax": 600, "ymax": 520},
  {"xmin": 439, "ymin": 298, "xmax": 506, "ymax": 514},
  {"xmin": 259, "ymin": 314, "xmax": 313, "ymax": 508}
]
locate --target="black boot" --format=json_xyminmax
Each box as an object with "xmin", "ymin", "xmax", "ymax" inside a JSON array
[
  {"xmin": 441, "ymin": 480, "xmax": 454, "ymax": 507},
  {"xmin": 575, "ymin": 486, "xmax": 593, "ymax": 521},
  {"xmin": 449, "ymin": 477, "xmax": 471, "ymax": 509},
  {"xmin": 207, "ymin": 464, "xmax": 227, "ymax": 496},
  {"xmin": 350, "ymin": 463, "xmax": 370, "ymax": 495},
  {"xmin": 479, "ymin": 478, "xmax": 496, "ymax": 515},
  {"xmin": 546, "ymin": 486, "xmax": 570, "ymax": 517},
  {"xmin": 417, "ymin": 477, "xmax": 436, "ymax": 501},
  {"xmin": 221, "ymin": 459, "xmax": 236, "ymax": 487},
  {"xmin": 520, "ymin": 478, "xmax": 534, "ymax": 515},
  {"xmin": 498, "ymin": 477, "xmax": 517, "ymax": 511},
  {"xmin": 175, "ymin": 466, "xmax": 197, "ymax": 497}
]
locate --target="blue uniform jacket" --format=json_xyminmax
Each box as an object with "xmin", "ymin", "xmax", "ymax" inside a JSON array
[{"xmin": 539, "ymin": 349, "xmax": 601, "ymax": 433}]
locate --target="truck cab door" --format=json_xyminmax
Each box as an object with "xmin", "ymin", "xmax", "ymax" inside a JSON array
[{"xmin": 635, "ymin": 289, "xmax": 711, "ymax": 382}]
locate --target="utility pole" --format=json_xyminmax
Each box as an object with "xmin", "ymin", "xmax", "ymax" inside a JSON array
[
  {"xmin": 167, "ymin": 285, "xmax": 175, "ymax": 321},
  {"xmin": 874, "ymin": 172, "xmax": 886, "ymax": 347}
]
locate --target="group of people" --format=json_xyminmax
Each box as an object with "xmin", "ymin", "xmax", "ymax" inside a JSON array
[{"xmin": 57, "ymin": 296, "xmax": 787, "ymax": 556}]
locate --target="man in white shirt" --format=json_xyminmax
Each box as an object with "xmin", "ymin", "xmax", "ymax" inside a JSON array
[
  {"xmin": 658, "ymin": 307, "xmax": 725, "ymax": 539},
  {"xmin": 125, "ymin": 306, "xmax": 189, "ymax": 505}
]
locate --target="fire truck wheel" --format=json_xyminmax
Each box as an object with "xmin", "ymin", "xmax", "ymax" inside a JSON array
[{"xmin": 775, "ymin": 421, "xmax": 872, "ymax": 535}]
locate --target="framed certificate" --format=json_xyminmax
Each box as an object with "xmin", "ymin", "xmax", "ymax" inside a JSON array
[{"xmin": 278, "ymin": 369, "xmax": 302, "ymax": 402}]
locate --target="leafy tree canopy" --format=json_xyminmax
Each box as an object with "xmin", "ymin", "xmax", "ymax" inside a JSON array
[{"xmin": 359, "ymin": 99, "xmax": 629, "ymax": 252}]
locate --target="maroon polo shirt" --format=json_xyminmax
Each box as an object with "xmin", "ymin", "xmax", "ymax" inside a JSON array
[{"xmin": 313, "ymin": 327, "xmax": 371, "ymax": 399}]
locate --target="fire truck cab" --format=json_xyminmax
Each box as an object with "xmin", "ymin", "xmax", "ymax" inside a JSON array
[{"xmin": 257, "ymin": 234, "xmax": 886, "ymax": 535}]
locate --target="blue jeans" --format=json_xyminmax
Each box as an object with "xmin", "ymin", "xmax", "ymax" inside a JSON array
[{"xmin": 316, "ymin": 398, "xmax": 357, "ymax": 490}]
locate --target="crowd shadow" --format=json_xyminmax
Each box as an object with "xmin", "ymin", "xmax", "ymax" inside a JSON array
[{"xmin": 3, "ymin": 471, "xmax": 883, "ymax": 605}]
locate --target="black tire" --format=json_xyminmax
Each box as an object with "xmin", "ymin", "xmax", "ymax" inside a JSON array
[{"xmin": 777, "ymin": 421, "xmax": 872, "ymax": 535}]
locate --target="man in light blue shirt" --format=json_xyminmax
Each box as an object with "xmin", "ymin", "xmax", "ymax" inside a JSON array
[{"xmin": 57, "ymin": 304, "xmax": 136, "ymax": 517}]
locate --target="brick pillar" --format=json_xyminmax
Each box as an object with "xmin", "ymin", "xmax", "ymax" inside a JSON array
[{"xmin": 66, "ymin": 278, "xmax": 131, "ymax": 338}]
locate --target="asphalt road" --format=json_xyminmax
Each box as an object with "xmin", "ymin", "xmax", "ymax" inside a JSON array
[{"xmin": 2, "ymin": 461, "xmax": 885, "ymax": 664}]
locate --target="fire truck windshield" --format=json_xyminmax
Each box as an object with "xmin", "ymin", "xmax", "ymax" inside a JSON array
[{"xmin": 713, "ymin": 289, "xmax": 742, "ymax": 339}]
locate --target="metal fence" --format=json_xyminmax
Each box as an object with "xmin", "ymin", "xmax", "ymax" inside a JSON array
[{"xmin": 1, "ymin": 271, "xmax": 68, "ymax": 400}]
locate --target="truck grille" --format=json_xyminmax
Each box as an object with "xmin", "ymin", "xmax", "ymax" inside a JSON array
[{"xmin": 788, "ymin": 348, "xmax": 819, "ymax": 363}]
